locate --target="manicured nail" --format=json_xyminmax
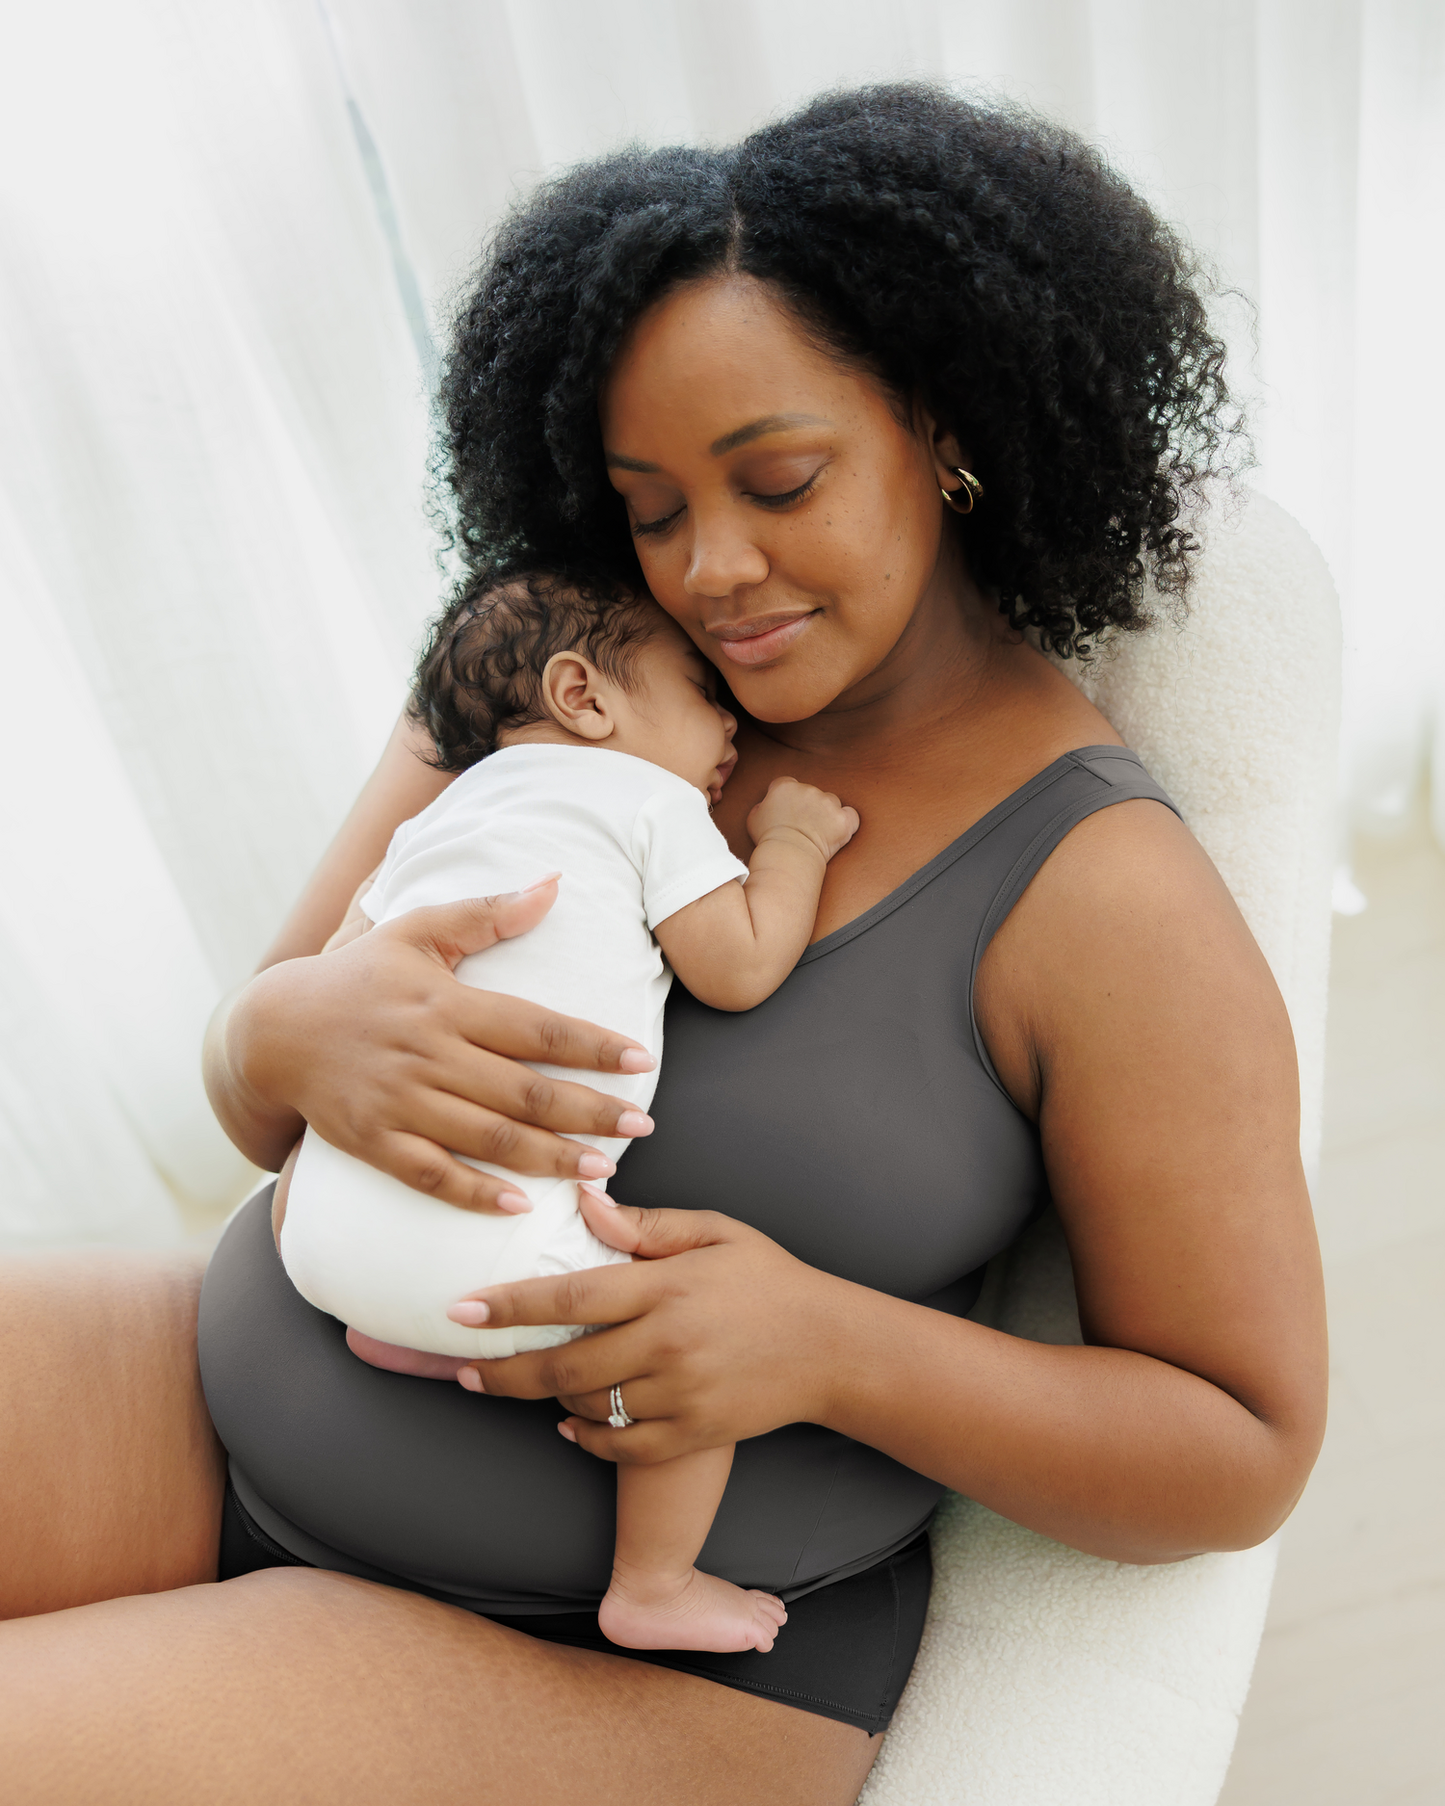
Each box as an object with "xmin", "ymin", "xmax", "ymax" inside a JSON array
[
  {"xmin": 579, "ymin": 1182, "xmax": 617, "ymax": 1208},
  {"xmin": 495, "ymin": 1190, "xmax": 532, "ymax": 1214},
  {"xmin": 576, "ymin": 1152, "xmax": 615, "ymax": 1179},
  {"xmin": 557, "ymin": 1421, "xmax": 577, "ymax": 1442},
  {"xmin": 521, "ymin": 871, "xmax": 562, "ymax": 894},
  {"xmin": 457, "ymin": 1367, "xmax": 484, "ymax": 1392},
  {"xmin": 447, "ymin": 1300, "xmax": 490, "ymax": 1326},
  {"xmin": 616, "ymin": 1048, "xmax": 656, "ymax": 1074}
]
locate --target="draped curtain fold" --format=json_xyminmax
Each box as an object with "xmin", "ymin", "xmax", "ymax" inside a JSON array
[{"xmin": 1, "ymin": 0, "xmax": 1439, "ymax": 1244}]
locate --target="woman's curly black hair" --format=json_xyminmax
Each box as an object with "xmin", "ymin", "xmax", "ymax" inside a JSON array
[{"xmin": 436, "ymin": 83, "xmax": 1243, "ymax": 659}]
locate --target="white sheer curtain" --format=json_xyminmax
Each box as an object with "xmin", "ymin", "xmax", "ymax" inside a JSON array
[
  {"xmin": 0, "ymin": 2, "xmax": 437, "ymax": 1243},
  {"xmin": 1, "ymin": 0, "xmax": 1439, "ymax": 1245}
]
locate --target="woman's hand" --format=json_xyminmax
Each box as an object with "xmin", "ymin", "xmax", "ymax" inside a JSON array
[
  {"xmin": 448, "ymin": 1187, "xmax": 851, "ymax": 1462},
  {"xmin": 214, "ymin": 880, "xmax": 658, "ymax": 1213}
]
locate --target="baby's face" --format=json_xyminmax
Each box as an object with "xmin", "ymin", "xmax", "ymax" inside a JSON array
[{"xmin": 614, "ymin": 616, "xmax": 738, "ymax": 803}]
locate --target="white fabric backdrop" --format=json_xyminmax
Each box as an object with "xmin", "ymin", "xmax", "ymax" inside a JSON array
[{"xmin": 0, "ymin": 0, "xmax": 1439, "ymax": 1240}]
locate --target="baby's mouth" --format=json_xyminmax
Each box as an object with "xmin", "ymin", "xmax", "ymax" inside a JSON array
[{"xmin": 709, "ymin": 749, "xmax": 739, "ymax": 805}]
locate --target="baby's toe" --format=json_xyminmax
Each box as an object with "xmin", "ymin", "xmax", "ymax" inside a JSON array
[
  {"xmin": 749, "ymin": 1590, "xmax": 788, "ymax": 1626},
  {"xmin": 747, "ymin": 1598, "xmax": 787, "ymax": 1650}
]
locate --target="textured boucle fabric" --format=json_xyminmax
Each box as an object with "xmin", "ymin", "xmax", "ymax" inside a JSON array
[{"xmin": 858, "ymin": 490, "xmax": 1339, "ymax": 1805}]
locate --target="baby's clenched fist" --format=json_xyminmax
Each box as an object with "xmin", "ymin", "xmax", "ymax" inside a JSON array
[{"xmin": 747, "ymin": 776, "xmax": 860, "ymax": 862}]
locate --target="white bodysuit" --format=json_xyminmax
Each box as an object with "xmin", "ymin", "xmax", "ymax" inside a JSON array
[{"xmin": 280, "ymin": 744, "xmax": 748, "ymax": 1358}]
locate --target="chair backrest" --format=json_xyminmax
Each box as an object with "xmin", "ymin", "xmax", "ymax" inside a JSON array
[{"xmin": 859, "ymin": 491, "xmax": 1341, "ymax": 1806}]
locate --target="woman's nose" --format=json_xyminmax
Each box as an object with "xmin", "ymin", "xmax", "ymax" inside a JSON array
[{"xmin": 684, "ymin": 510, "xmax": 769, "ymax": 598}]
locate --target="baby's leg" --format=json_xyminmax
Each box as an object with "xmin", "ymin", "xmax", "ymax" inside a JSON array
[
  {"xmin": 343, "ymin": 1327, "xmax": 470, "ymax": 1380},
  {"xmin": 597, "ymin": 1445, "xmax": 788, "ymax": 1655}
]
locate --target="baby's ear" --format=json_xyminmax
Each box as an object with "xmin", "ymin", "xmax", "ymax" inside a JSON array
[{"xmin": 540, "ymin": 650, "xmax": 615, "ymax": 740}]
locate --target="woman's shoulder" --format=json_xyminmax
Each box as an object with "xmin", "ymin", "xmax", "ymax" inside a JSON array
[
  {"xmin": 991, "ymin": 785, "xmax": 1242, "ymax": 995},
  {"xmin": 975, "ymin": 791, "xmax": 1273, "ymax": 1120}
]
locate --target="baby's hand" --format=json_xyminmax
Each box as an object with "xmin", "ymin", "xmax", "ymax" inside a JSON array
[{"xmin": 746, "ymin": 776, "xmax": 859, "ymax": 863}]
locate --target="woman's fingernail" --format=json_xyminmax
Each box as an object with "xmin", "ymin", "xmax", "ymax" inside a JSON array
[
  {"xmin": 579, "ymin": 1182, "xmax": 617, "ymax": 1208},
  {"xmin": 521, "ymin": 871, "xmax": 562, "ymax": 894},
  {"xmin": 557, "ymin": 1421, "xmax": 577, "ymax": 1442},
  {"xmin": 447, "ymin": 1300, "xmax": 490, "ymax": 1326},
  {"xmin": 617, "ymin": 1049, "xmax": 656, "ymax": 1074},
  {"xmin": 495, "ymin": 1190, "xmax": 532, "ymax": 1214},
  {"xmin": 576, "ymin": 1152, "xmax": 615, "ymax": 1179},
  {"xmin": 457, "ymin": 1366, "xmax": 484, "ymax": 1392},
  {"xmin": 615, "ymin": 1110, "xmax": 654, "ymax": 1137}
]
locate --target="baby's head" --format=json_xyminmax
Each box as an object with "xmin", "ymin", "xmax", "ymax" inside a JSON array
[{"xmin": 411, "ymin": 571, "xmax": 738, "ymax": 800}]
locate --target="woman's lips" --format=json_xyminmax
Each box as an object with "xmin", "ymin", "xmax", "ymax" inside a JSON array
[{"xmin": 710, "ymin": 611, "xmax": 815, "ymax": 668}]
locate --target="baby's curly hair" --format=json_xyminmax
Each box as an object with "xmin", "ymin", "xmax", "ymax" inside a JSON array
[
  {"xmin": 437, "ymin": 82, "xmax": 1243, "ymax": 660},
  {"xmin": 410, "ymin": 569, "xmax": 663, "ymax": 772}
]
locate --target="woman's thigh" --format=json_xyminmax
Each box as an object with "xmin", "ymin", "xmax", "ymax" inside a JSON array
[
  {"xmin": 0, "ymin": 1250, "xmax": 226, "ymax": 1618},
  {"xmin": 0, "ymin": 1567, "xmax": 880, "ymax": 1805}
]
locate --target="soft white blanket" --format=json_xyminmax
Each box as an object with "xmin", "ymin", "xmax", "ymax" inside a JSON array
[{"xmin": 859, "ymin": 491, "xmax": 1340, "ymax": 1806}]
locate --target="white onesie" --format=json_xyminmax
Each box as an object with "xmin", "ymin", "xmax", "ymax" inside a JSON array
[{"xmin": 280, "ymin": 743, "xmax": 748, "ymax": 1359}]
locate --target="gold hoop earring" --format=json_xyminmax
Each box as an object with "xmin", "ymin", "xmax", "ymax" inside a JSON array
[{"xmin": 940, "ymin": 467, "xmax": 984, "ymax": 515}]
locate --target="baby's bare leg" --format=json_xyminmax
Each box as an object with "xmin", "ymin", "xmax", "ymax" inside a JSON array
[
  {"xmin": 344, "ymin": 1327, "xmax": 472, "ymax": 1379},
  {"xmin": 598, "ymin": 1446, "xmax": 787, "ymax": 1654}
]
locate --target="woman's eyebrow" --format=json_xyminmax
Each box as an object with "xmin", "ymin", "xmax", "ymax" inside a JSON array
[
  {"xmin": 709, "ymin": 413, "xmax": 829, "ymax": 455},
  {"xmin": 603, "ymin": 412, "xmax": 830, "ymax": 472}
]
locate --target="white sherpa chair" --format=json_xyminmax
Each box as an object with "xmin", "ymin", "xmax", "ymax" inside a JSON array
[{"xmin": 859, "ymin": 490, "xmax": 1340, "ymax": 1806}]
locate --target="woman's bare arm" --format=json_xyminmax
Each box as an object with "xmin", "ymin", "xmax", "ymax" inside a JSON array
[
  {"xmin": 941, "ymin": 798, "xmax": 1325, "ymax": 1552},
  {"xmin": 836, "ymin": 801, "xmax": 1326, "ymax": 1554},
  {"xmin": 465, "ymin": 801, "xmax": 1327, "ymax": 1562}
]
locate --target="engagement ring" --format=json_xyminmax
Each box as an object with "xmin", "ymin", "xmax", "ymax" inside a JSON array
[{"xmin": 608, "ymin": 1384, "xmax": 635, "ymax": 1428}]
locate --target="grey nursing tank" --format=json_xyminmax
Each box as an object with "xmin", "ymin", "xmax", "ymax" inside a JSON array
[{"xmin": 199, "ymin": 747, "xmax": 1178, "ymax": 1614}]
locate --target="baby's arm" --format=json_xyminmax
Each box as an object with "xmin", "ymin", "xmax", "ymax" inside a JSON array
[{"xmin": 654, "ymin": 778, "xmax": 858, "ymax": 1011}]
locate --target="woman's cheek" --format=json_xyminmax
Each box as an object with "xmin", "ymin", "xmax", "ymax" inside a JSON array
[{"xmin": 633, "ymin": 543, "xmax": 689, "ymax": 619}]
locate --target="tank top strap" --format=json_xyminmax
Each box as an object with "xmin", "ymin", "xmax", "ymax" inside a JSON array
[{"xmin": 966, "ymin": 745, "xmax": 1181, "ymax": 1093}]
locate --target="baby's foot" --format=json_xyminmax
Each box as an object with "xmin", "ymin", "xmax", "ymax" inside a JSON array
[
  {"xmin": 345, "ymin": 1327, "xmax": 469, "ymax": 1380},
  {"xmin": 598, "ymin": 1566, "xmax": 787, "ymax": 1654}
]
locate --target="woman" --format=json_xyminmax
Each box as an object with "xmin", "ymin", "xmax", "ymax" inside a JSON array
[{"xmin": 0, "ymin": 85, "xmax": 1325, "ymax": 1804}]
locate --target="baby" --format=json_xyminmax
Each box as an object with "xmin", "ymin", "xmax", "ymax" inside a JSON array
[{"xmin": 277, "ymin": 570, "xmax": 858, "ymax": 1656}]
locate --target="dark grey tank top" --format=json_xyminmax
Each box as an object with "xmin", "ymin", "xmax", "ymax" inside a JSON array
[{"xmin": 199, "ymin": 747, "xmax": 1177, "ymax": 1613}]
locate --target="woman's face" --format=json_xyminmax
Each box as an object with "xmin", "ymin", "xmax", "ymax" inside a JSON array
[{"xmin": 599, "ymin": 275, "xmax": 965, "ymax": 725}]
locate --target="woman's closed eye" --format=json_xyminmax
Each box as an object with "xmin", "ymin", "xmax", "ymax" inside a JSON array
[
  {"xmin": 631, "ymin": 464, "xmax": 827, "ymax": 536},
  {"xmin": 632, "ymin": 504, "xmax": 684, "ymax": 538},
  {"xmin": 747, "ymin": 471, "xmax": 821, "ymax": 510}
]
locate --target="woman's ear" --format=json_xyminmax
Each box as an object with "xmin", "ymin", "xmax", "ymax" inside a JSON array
[
  {"xmin": 930, "ymin": 423, "xmax": 971, "ymax": 488},
  {"xmin": 913, "ymin": 394, "xmax": 971, "ymax": 488},
  {"xmin": 540, "ymin": 651, "xmax": 616, "ymax": 741}
]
